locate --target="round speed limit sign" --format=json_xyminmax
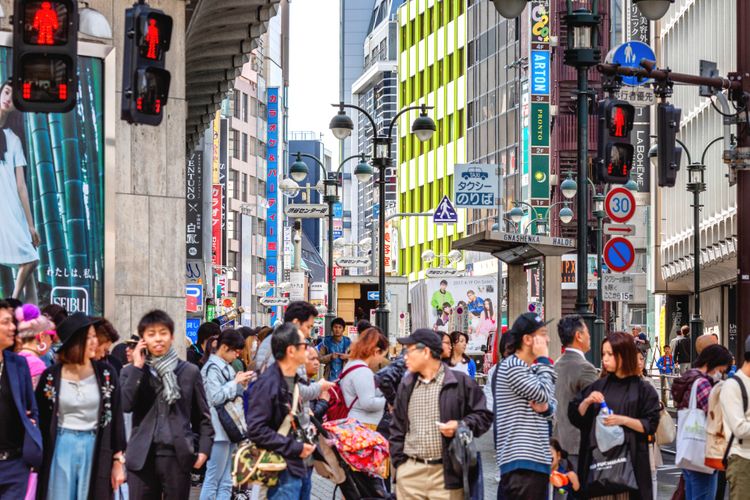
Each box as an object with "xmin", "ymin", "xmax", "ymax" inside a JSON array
[{"xmin": 605, "ymin": 187, "xmax": 636, "ymax": 223}]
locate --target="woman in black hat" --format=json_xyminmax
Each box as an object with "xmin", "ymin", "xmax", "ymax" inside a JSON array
[{"xmin": 34, "ymin": 312, "xmax": 126, "ymax": 500}]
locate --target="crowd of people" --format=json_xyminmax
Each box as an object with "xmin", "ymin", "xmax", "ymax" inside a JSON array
[{"xmin": 0, "ymin": 297, "xmax": 749, "ymax": 500}]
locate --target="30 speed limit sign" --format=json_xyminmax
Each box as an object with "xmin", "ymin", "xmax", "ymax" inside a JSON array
[{"xmin": 605, "ymin": 187, "xmax": 636, "ymax": 223}]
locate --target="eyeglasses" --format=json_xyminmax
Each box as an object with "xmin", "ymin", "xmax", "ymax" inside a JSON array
[{"xmin": 404, "ymin": 345, "xmax": 425, "ymax": 356}]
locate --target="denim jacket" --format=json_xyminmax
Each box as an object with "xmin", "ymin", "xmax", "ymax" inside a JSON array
[{"xmin": 201, "ymin": 354, "xmax": 244, "ymax": 442}]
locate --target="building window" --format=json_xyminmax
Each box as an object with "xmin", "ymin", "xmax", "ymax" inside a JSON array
[
  {"xmin": 242, "ymin": 133, "xmax": 248, "ymax": 162},
  {"xmin": 242, "ymin": 93, "xmax": 249, "ymax": 122},
  {"xmin": 233, "ymin": 91, "xmax": 241, "ymax": 119},
  {"xmin": 232, "ymin": 130, "xmax": 240, "ymax": 159}
]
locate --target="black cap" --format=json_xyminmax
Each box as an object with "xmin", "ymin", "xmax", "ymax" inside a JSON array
[
  {"xmin": 397, "ymin": 328, "xmax": 442, "ymax": 353},
  {"xmin": 56, "ymin": 312, "xmax": 101, "ymax": 349},
  {"xmin": 507, "ymin": 312, "xmax": 553, "ymax": 343},
  {"xmin": 745, "ymin": 335, "xmax": 750, "ymax": 355}
]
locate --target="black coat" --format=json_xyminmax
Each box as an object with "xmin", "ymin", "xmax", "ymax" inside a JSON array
[
  {"xmin": 34, "ymin": 361, "xmax": 126, "ymax": 500},
  {"xmin": 568, "ymin": 374, "xmax": 661, "ymax": 500},
  {"xmin": 245, "ymin": 363, "xmax": 307, "ymax": 478},
  {"xmin": 120, "ymin": 360, "xmax": 214, "ymax": 473},
  {"xmin": 390, "ymin": 364, "xmax": 492, "ymax": 490}
]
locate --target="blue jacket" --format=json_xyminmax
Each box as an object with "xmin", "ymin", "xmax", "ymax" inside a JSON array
[
  {"xmin": 3, "ymin": 350, "xmax": 43, "ymax": 468},
  {"xmin": 245, "ymin": 362, "xmax": 306, "ymax": 478}
]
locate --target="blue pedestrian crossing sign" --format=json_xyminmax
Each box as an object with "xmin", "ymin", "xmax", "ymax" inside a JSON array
[
  {"xmin": 434, "ymin": 196, "xmax": 458, "ymax": 224},
  {"xmin": 609, "ymin": 41, "xmax": 656, "ymax": 86}
]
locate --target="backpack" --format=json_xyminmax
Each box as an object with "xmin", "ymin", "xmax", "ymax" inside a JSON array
[
  {"xmin": 674, "ymin": 337, "xmax": 690, "ymax": 364},
  {"xmin": 722, "ymin": 376, "xmax": 749, "ymax": 468},
  {"xmin": 324, "ymin": 364, "xmax": 367, "ymax": 422}
]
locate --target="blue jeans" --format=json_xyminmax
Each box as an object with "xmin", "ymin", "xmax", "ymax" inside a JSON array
[
  {"xmin": 200, "ymin": 441, "xmax": 235, "ymax": 500},
  {"xmin": 48, "ymin": 428, "xmax": 96, "ymax": 500},
  {"xmin": 683, "ymin": 468, "xmax": 718, "ymax": 500},
  {"xmin": 267, "ymin": 469, "xmax": 312, "ymax": 500}
]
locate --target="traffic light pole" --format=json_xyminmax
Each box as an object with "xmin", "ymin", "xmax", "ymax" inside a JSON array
[
  {"xmin": 736, "ymin": 0, "xmax": 750, "ymax": 363},
  {"xmin": 575, "ymin": 67, "xmax": 592, "ymax": 317}
]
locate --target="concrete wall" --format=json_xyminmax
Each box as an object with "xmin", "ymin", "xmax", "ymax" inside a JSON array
[{"xmin": 0, "ymin": 0, "xmax": 188, "ymax": 351}]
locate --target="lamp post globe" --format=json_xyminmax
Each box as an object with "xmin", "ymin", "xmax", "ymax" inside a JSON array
[
  {"xmin": 354, "ymin": 160, "xmax": 374, "ymax": 182},
  {"xmin": 491, "ymin": 0, "xmax": 529, "ymax": 18},
  {"xmin": 560, "ymin": 206, "xmax": 574, "ymax": 225},
  {"xmin": 290, "ymin": 155, "xmax": 309, "ymax": 183},
  {"xmin": 279, "ymin": 178, "xmax": 300, "ymax": 198},
  {"xmin": 412, "ymin": 110, "xmax": 437, "ymax": 142},
  {"xmin": 329, "ymin": 109, "xmax": 354, "ymax": 140},
  {"xmin": 421, "ymin": 249, "xmax": 436, "ymax": 263},
  {"xmin": 624, "ymin": 178, "xmax": 639, "ymax": 192},
  {"xmin": 447, "ymin": 250, "xmax": 463, "ymax": 263},
  {"xmin": 509, "ymin": 205, "xmax": 524, "ymax": 224},
  {"xmin": 634, "ymin": 0, "xmax": 673, "ymax": 20},
  {"xmin": 560, "ymin": 175, "xmax": 577, "ymax": 199}
]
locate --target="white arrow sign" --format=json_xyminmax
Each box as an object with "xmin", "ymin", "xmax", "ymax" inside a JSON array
[
  {"xmin": 426, "ymin": 267, "xmax": 459, "ymax": 278},
  {"xmin": 336, "ymin": 256, "xmax": 370, "ymax": 268},
  {"xmin": 603, "ymin": 223, "xmax": 636, "ymax": 236},
  {"xmin": 260, "ymin": 297, "xmax": 291, "ymax": 307},
  {"xmin": 285, "ymin": 204, "xmax": 329, "ymax": 218}
]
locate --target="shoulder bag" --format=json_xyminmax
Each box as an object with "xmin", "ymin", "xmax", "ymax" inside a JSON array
[
  {"xmin": 232, "ymin": 384, "xmax": 298, "ymax": 488},
  {"xmin": 210, "ymin": 364, "xmax": 250, "ymax": 443}
]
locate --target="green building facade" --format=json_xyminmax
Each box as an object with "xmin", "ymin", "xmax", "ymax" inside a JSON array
[{"xmin": 396, "ymin": 0, "xmax": 467, "ymax": 281}]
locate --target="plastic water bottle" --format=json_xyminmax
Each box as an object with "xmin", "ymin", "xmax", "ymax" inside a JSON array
[{"xmin": 595, "ymin": 400, "xmax": 624, "ymax": 452}]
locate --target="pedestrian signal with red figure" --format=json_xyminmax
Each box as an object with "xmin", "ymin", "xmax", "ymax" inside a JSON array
[
  {"xmin": 595, "ymin": 98, "xmax": 635, "ymax": 184},
  {"xmin": 12, "ymin": 0, "xmax": 78, "ymax": 112},
  {"xmin": 121, "ymin": 1, "xmax": 172, "ymax": 125}
]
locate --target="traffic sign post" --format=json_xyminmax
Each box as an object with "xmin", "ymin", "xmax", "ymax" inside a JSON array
[
  {"xmin": 607, "ymin": 40, "xmax": 656, "ymax": 86},
  {"xmin": 433, "ymin": 196, "xmax": 458, "ymax": 224},
  {"xmin": 603, "ymin": 237, "xmax": 635, "ymax": 273},
  {"xmin": 605, "ymin": 187, "xmax": 636, "ymax": 223}
]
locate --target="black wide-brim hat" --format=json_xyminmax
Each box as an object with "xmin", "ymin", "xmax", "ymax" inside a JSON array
[{"xmin": 56, "ymin": 312, "xmax": 101, "ymax": 348}]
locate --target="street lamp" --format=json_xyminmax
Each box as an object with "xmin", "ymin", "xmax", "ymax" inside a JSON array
[
  {"xmin": 560, "ymin": 175, "xmax": 578, "ymax": 200},
  {"xmin": 332, "ymin": 101, "xmax": 436, "ymax": 337},
  {"xmin": 633, "ymin": 0, "xmax": 674, "ymax": 20},
  {"xmin": 283, "ymin": 151, "xmax": 369, "ymax": 337}
]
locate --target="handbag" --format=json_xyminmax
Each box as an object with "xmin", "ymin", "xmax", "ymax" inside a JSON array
[
  {"xmin": 655, "ymin": 404, "xmax": 676, "ymax": 445},
  {"xmin": 447, "ymin": 424, "xmax": 479, "ymax": 500},
  {"xmin": 210, "ymin": 365, "xmax": 249, "ymax": 443},
  {"xmin": 232, "ymin": 384, "xmax": 299, "ymax": 488},
  {"xmin": 586, "ymin": 443, "xmax": 638, "ymax": 497},
  {"xmin": 675, "ymin": 378, "xmax": 713, "ymax": 473}
]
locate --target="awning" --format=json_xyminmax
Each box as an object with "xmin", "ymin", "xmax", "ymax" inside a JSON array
[
  {"xmin": 452, "ymin": 230, "xmax": 576, "ymax": 265},
  {"xmin": 185, "ymin": 0, "xmax": 281, "ymax": 148}
]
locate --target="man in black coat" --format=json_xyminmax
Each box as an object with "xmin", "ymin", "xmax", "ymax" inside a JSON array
[
  {"xmin": 390, "ymin": 329, "xmax": 492, "ymax": 499},
  {"xmin": 121, "ymin": 310, "xmax": 214, "ymax": 499}
]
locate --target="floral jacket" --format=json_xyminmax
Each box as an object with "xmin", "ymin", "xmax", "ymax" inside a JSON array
[{"xmin": 35, "ymin": 360, "xmax": 126, "ymax": 500}]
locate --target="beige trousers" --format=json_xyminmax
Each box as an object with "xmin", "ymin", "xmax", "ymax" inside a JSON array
[{"xmin": 395, "ymin": 458, "xmax": 464, "ymax": 500}]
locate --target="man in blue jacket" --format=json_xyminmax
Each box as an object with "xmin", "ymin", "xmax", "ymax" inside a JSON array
[
  {"xmin": 246, "ymin": 322, "xmax": 317, "ymax": 499},
  {"xmin": 0, "ymin": 300, "xmax": 43, "ymax": 496}
]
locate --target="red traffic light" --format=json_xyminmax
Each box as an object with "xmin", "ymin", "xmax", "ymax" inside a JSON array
[
  {"xmin": 608, "ymin": 104, "xmax": 634, "ymax": 138},
  {"xmin": 137, "ymin": 12, "xmax": 173, "ymax": 62},
  {"xmin": 23, "ymin": 1, "xmax": 70, "ymax": 46},
  {"xmin": 606, "ymin": 144, "xmax": 634, "ymax": 178},
  {"xmin": 132, "ymin": 67, "xmax": 170, "ymax": 116},
  {"xmin": 17, "ymin": 54, "xmax": 73, "ymax": 103}
]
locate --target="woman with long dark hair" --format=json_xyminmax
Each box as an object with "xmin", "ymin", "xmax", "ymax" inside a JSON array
[
  {"xmin": 35, "ymin": 313, "xmax": 126, "ymax": 499},
  {"xmin": 569, "ymin": 331, "xmax": 661, "ymax": 499},
  {"xmin": 478, "ymin": 298, "xmax": 496, "ymax": 337},
  {"xmin": 449, "ymin": 330, "xmax": 477, "ymax": 379}
]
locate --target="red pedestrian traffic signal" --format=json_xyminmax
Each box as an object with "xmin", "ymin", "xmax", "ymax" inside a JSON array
[
  {"xmin": 596, "ymin": 98, "xmax": 635, "ymax": 184},
  {"xmin": 121, "ymin": 2, "xmax": 173, "ymax": 126},
  {"xmin": 12, "ymin": 0, "xmax": 78, "ymax": 112}
]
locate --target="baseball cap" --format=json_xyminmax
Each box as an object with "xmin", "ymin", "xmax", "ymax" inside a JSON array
[
  {"xmin": 397, "ymin": 328, "xmax": 442, "ymax": 353},
  {"xmin": 507, "ymin": 312, "xmax": 553, "ymax": 343}
]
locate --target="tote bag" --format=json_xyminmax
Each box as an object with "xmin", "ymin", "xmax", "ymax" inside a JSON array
[
  {"xmin": 586, "ymin": 443, "xmax": 638, "ymax": 497},
  {"xmin": 675, "ymin": 378, "xmax": 713, "ymax": 473}
]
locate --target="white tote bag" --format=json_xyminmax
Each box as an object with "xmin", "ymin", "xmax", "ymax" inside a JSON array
[{"xmin": 675, "ymin": 378, "xmax": 713, "ymax": 473}]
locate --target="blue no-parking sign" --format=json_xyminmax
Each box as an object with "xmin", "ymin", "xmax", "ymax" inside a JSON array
[{"xmin": 603, "ymin": 237, "xmax": 635, "ymax": 273}]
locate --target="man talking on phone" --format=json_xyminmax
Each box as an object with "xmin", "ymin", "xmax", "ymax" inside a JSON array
[
  {"xmin": 120, "ymin": 310, "xmax": 214, "ymax": 500},
  {"xmin": 390, "ymin": 329, "xmax": 491, "ymax": 500}
]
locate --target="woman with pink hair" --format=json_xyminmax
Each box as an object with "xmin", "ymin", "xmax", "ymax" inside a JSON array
[{"xmin": 15, "ymin": 303, "xmax": 54, "ymax": 387}]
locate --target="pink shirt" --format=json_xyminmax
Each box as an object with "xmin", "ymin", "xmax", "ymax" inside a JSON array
[{"xmin": 18, "ymin": 350, "xmax": 46, "ymax": 387}]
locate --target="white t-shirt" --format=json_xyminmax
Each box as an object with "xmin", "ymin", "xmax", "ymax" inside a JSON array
[{"xmin": 59, "ymin": 374, "xmax": 100, "ymax": 431}]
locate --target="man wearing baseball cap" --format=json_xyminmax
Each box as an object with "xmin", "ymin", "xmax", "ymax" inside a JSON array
[
  {"xmin": 390, "ymin": 329, "xmax": 491, "ymax": 499},
  {"xmin": 720, "ymin": 336, "xmax": 750, "ymax": 499},
  {"xmin": 493, "ymin": 312, "xmax": 556, "ymax": 499}
]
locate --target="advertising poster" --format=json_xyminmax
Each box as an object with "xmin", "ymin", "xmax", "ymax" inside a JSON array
[
  {"xmin": 0, "ymin": 49, "xmax": 104, "ymax": 315},
  {"xmin": 425, "ymin": 277, "xmax": 499, "ymax": 351}
]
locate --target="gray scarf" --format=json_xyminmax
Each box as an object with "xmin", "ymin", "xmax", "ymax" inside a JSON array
[{"xmin": 146, "ymin": 347, "xmax": 181, "ymax": 405}]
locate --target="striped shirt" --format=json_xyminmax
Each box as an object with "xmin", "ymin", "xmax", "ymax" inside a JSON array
[{"xmin": 494, "ymin": 354, "xmax": 556, "ymax": 476}]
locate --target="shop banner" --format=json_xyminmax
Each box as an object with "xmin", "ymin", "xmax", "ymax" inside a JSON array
[
  {"xmin": 212, "ymin": 185, "xmax": 223, "ymax": 266},
  {"xmin": 0, "ymin": 49, "xmax": 104, "ymax": 315},
  {"xmin": 186, "ymin": 151, "xmax": 203, "ymax": 259}
]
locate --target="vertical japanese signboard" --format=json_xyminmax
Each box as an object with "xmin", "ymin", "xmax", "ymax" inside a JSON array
[
  {"xmin": 186, "ymin": 151, "xmax": 203, "ymax": 259},
  {"xmin": 266, "ymin": 88, "xmax": 280, "ymax": 321},
  {"xmin": 529, "ymin": 0, "xmax": 550, "ymax": 219},
  {"xmin": 628, "ymin": 5, "xmax": 651, "ymax": 194},
  {"xmin": 219, "ymin": 118, "xmax": 228, "ymax": 264},
  {"xmin": 211, "ymin": 185, "xmax": 222, "ymax": 266}
]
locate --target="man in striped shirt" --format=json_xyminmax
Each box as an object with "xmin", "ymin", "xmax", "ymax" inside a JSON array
[{"xmin": 494, "ymin": 312, "xmax": 556, "ymax": 499}]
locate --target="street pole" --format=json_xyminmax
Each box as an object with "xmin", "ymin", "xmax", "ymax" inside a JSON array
[
  {"xmin": 689, "ymin": 181, "xmax": 703, "ymax": 361},
  {"xmin": 594, "ymin": 205, "xmax": 605, "ymax": 366},
  {"xmin": 326, "ymin": 191, "xmax": 335, "ymax": 338},
  {"xmin": 737, "ymin": 0, "xmax": 750, "ymax": 363},
  {"xmin": 375, "ymin": 149, "xmax": 389, "ymax": 335},
  {"xmin": 575, "ymin": 66, "xmax": 591, "ymax": 317}
]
